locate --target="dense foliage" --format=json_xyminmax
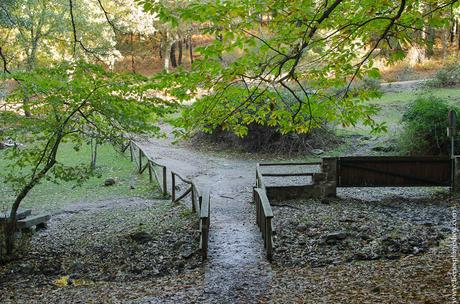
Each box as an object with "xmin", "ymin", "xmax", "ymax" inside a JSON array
[
  {"xmin": 427, "ymin": 62, "xmax": 460, "ymax": 88},
  {"xmin": 0, "ymin": 62, "xmax": 174, "ymax": 256},
  {"xmin": 399, "ymin": 96, "xmax": 459, "ymax": 155},
  {"xmin": 139, "ymin": 0, "xmax": 459, "ymax": 137}
]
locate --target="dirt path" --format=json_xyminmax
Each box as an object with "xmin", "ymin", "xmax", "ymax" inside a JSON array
[
  {"xmin": 138, "ymin": 134, "xmax": 273, "ymax": 303},
  {"xmin": 380, "ymin": 78, "xmax": 429, "ymax": 92}
]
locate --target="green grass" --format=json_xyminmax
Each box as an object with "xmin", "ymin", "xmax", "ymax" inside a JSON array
[
  {"xmin": 338, "ymin": 87, "xmax": 460, "ymax": 135},
  {"xmin": 0, "ymin": 143, "xmax": 163, "ymax": 213}
]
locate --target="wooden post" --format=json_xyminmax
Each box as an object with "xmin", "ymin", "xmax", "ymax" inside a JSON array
[
  {"xmin": 162, "ymin": 167, "xmax": 167, "ymax": 196},
  {"xmin": 454, "ymin": 156, "xmax": 460, "ymax": 192},
  {"xmin": 266, "ymin": 217, "xmax": 273, "ymax": 261},
  {"xmin": 201, "ymin": 217, "xmax": 208, "ymax": 260},
  {"xmin": 191, "ymin": 188, "xmax": 196, "ymax": 213},
  {"xmin": 148, "ymin": 162, "xmax": 153, "ymax": 183},
  {"xmin": 129, "ymin": 142, "xmax": 134, "ymax": 162},
  {"xmin": 171, "ymin": 172, "xmax": 176, "ymax": 202},
  {"xmin": 138, "ymin": 149, "xmax": 142, "ymax": 173}
]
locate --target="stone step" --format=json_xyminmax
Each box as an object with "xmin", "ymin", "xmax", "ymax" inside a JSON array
[
  {"xmin": 16, "ymin": 214, "xmax": 50, "ymax": 229},
  {"xmin": 0, "ymin": 209, "xmax": 32, "ymax": 222}
]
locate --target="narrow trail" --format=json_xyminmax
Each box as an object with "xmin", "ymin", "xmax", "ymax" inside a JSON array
[{"xmin": 139, "ymin": 134, "xmax": 273, "ymax": 303}]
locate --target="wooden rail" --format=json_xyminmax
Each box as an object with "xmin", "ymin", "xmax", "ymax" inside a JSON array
[
  {"xmin": 127, "ymin": 141, "xmax": 168, "ymax": 197},
  {"xmin": 122, "ymin": 139, "xmax": 211, "ymax": 260},
  {"xmin": 254, "ymin": 187, "xmax": 273, "ymax": 261},
  {"xmin": 258, "ymin": 161, "xmax": 321, "ymax": 166},
  {"xmin": 171, "ymin": 170, "xmax": 211, "ymax": 260}
]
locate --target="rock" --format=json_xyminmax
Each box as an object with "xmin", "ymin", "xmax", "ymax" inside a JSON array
[
  {"xmin": 324, "ymin": 232, "xmax": 348, "ymax": 243},
  {"xmin": 311, "ymin": 149, "xmax": 324, "ymax": 155},
  {"xmin": 129, "ymin": 231, "xmax": 153, "ymax": 243},
  {"xmin": 358, "ymin": 233, "xmax": 372, "ymax": 241},
  {"xmin": 371, "ymin": 145, "xmax": 395, "ymax": 152},
  {"xmin": 381, "ymin": 237, "xmax": 401, "ymax": 253},
  {"xmin": 296, "ymin": 224, "xmax": 308, "ymax": 232},
  {"xmin": 339, "ymin": 217, "xmax": 355, "ymax": 223},
  {"xmin": 18, "ymin": 263, "xmax": 33, "ymax": 274},
  {"xmin": 371, "ymin": 285, "xmax": 382, "ymax": 293},
  {"xmin": 180, "ymin": 248, "xmax": 194, "ymax": 259},
  {"xmin": 104, "ymin": 178, "xmax": 116, "ymax": 186}
]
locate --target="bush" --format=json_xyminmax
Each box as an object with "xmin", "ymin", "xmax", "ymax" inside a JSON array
[
  {"xmin": 193, "ymin": 123, "xmax": 341, "ymax": 155},
  {"xmin": 399, "ymin": 96, "xmax": 459, "ymax": 155},
  {"xmin": 426, "ymin": 63, "xmax": 460, "ymax": 88}
]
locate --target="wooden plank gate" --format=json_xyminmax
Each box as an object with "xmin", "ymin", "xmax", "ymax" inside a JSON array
[{"xmin": 337, "ymin": 156, "xmax": 453, "ymax": 187}]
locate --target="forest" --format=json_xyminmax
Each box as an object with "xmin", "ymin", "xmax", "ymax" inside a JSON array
[{"xmin": 0, "ymin": 0, "xmax": 460, "ymax": 303}]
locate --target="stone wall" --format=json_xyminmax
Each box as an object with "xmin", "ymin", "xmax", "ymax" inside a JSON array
[{"xmin": 265, "ymin": 158, "xmax": 338, "ymax": 202}]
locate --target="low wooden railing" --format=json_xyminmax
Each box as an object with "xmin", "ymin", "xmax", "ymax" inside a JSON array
[
  {"xmin": 171, "ymin": 171, "xmax": 211, "ymax": 260},
  {"xmin": 253, "ymin": 187, "xmax": 273, "ymax": 261},
  {"xmin": 255, "ymin": 161, "xmax": 322, "ymax": 261},
  {"xmin": 123, "ymin": 141, "xmax": 168, "ymax": 197},
  {"xmin": 122, "ymin": 140, "xmax": 211, "ymax": 260}
]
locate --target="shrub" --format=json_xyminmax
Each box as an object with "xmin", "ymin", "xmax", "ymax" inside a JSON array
[
  {"xmin": 399, "ymin": 96, "xmax": 459, "ymax": 155},
  {"xmin": 193, "ymin": 123, "xmax": 341, "ymax": 155},
  {"xmin": 426, "ymin": 63, "xmax": 460, "ymax": 88}
]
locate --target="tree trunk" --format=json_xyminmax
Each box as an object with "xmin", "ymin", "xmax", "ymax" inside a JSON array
[
  {"xmin": 178, "ymin": 40, "xmax": 183, "ymax": 66},
  {"xmin": 189, "ymin": 36, "xmax": 194, "ymax": 64},
  {"xmin": 158, "ymin": 40, "xmax": 163, "ymax": 59},
  {"xmin": 130, "ymin": 32, "xmax": 135, "ymax": 73},
  {"xmin": 458, "ymin": 21, "xmax": 460, "ymax": 50},
  {"xmin": 91, "ymin": 138, "xmax": 98, "ymax": 170},
  {"xmin": 441, "ymin": 29, "xmax": 448, "ymax": 59},
  {"xmin": 5, "ymin": 139, "xmax": 60, "ymax": 255},
  {"xmin": 163, "ymin": 40, "xmax": 172, "ymax": 72},
  {"xmin": 170, "ymin": 42, "xmax": 177, "ymax": 68},
  {"xmin": 426, "ymin": 28, "xmax": 435, "ymax": 58},
  {"xmin": 450, "ymin": 19, "xmax": 456, "ymax": 45}
]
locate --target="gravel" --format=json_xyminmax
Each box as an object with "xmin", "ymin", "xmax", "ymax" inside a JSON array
[
  {"xmin": 269, "ymin": 188, "xmax": 459, "ymax": 303},
  {"xmin": 0, "ymin": 198, "xmax": 203, "ymax": 303}
]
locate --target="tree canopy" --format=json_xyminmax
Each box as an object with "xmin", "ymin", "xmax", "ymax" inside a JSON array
[{"xmin": 138, "ymin": 0, "xmax": 459, "ymax": 136}]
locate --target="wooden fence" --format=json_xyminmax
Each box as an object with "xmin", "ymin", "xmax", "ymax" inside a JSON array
[
  {"xmin": 171, "ymin": 171, "xmax": 211, "ymax": 259},
  {"xmin": 122, "ymin": 141, "xmax": 168, "ymax": 196},
  {"xmin": 254, "ymin": 164, "xmax": 273, "ymax": 260},
  {"xmin": 122, "ymin": 140, "xmax": 211, "ymax": 260},
  {"xmin": 255, "ymin": 162, "xmax": 323, "ymax": 260},
  {"xmin": 253, "ymin": 187, "xmax": 273, "ymax": 260}
]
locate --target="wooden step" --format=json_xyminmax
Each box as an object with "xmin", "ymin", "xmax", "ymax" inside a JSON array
[
  {"xmin": 16, "ymin": 214, "xmax": 50, "ymax": 229},
  {"xmin": 0, "ymin": 209, "xmax": 32, "ymax": 223}
]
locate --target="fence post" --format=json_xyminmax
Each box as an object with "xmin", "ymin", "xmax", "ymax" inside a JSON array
[
  {"xmin": 266, "ymin": 217, "xmax": 273, "ymax": 261},
  {"xmin": 148, "ymin": 162, "xmax": 153, "ymax": 183},
  {"xmin": 162, "ymin": 167, "xmax": 168, "ymax": 196},
  {"xmin": 201, "ymin": 217, "xmax": 208, "ymax": 260},
  {"xmin": 191, "ymin": 188, "xmax": 196, "ymax": 213},
  {"xmin": 138, "ymin": 149, "xmax": 142, "ymax": 173},
  {"xmin": 454, "ymin": 156, "xmax": 460, "ymax": 192},
  {"xmin": 129, "ymin": 142, "xmax": 134, "ymax": 162},
  {"xmin": 171, "ymin": 172, "xmax": 176, "ymax": 202}
]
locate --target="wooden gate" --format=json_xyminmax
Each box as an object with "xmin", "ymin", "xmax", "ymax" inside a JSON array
[{"xmin": 337, "ymin": 156, "xmax": 452, "ymax": 187}]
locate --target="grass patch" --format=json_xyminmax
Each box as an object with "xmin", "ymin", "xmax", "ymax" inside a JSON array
[{"xmin": 0, "ymin": 143, "xmax": 162, "ymax": 213}]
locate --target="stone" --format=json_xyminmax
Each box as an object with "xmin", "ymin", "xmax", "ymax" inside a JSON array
[
  {"xmin": 180, "ymin": 248, "xmax": 194, "ymax": 259},
  {"xmin": 324, "ymin": 232, "xmax": 348, "ymax": 241},
  {"xmin": 371, "ymin": 145, "xmax": 395, "ymax": 152},
  {"xmin": 296, "ymin": 224, "xmax": 308, "ymax": 232},
  {"xmin": 371, "ymin": 285, "xmax": 382, "ymax": 293},
  {"xmin": 104, "ymin": 178, "xmax": 116, "ymax": 186},
  {"xmin": 311, "ymin": 149, "xmax": 324, "ymax": 155},
  {"xmin": 129, "ymin": 231, "xmax": 153, "ymax": 243}
]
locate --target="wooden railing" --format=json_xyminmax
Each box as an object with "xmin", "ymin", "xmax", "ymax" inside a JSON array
[
  {"xmin": 123, "ymin": 141, "xmax": 168, "ymax": 196},
  {"xmin": 253, "ymin": 187, "xmax": 273, "ymax": 261},
  {"xmin": 171, "ymin": 171, "xmax": 211, "ymax": 260},
  {"xmin": 255, "ymin": 161, "xmax": 321, "ymax": 261},
  {"xmin": 122, "ymin": 140, "xmax": 211, "ymax": 260}
]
